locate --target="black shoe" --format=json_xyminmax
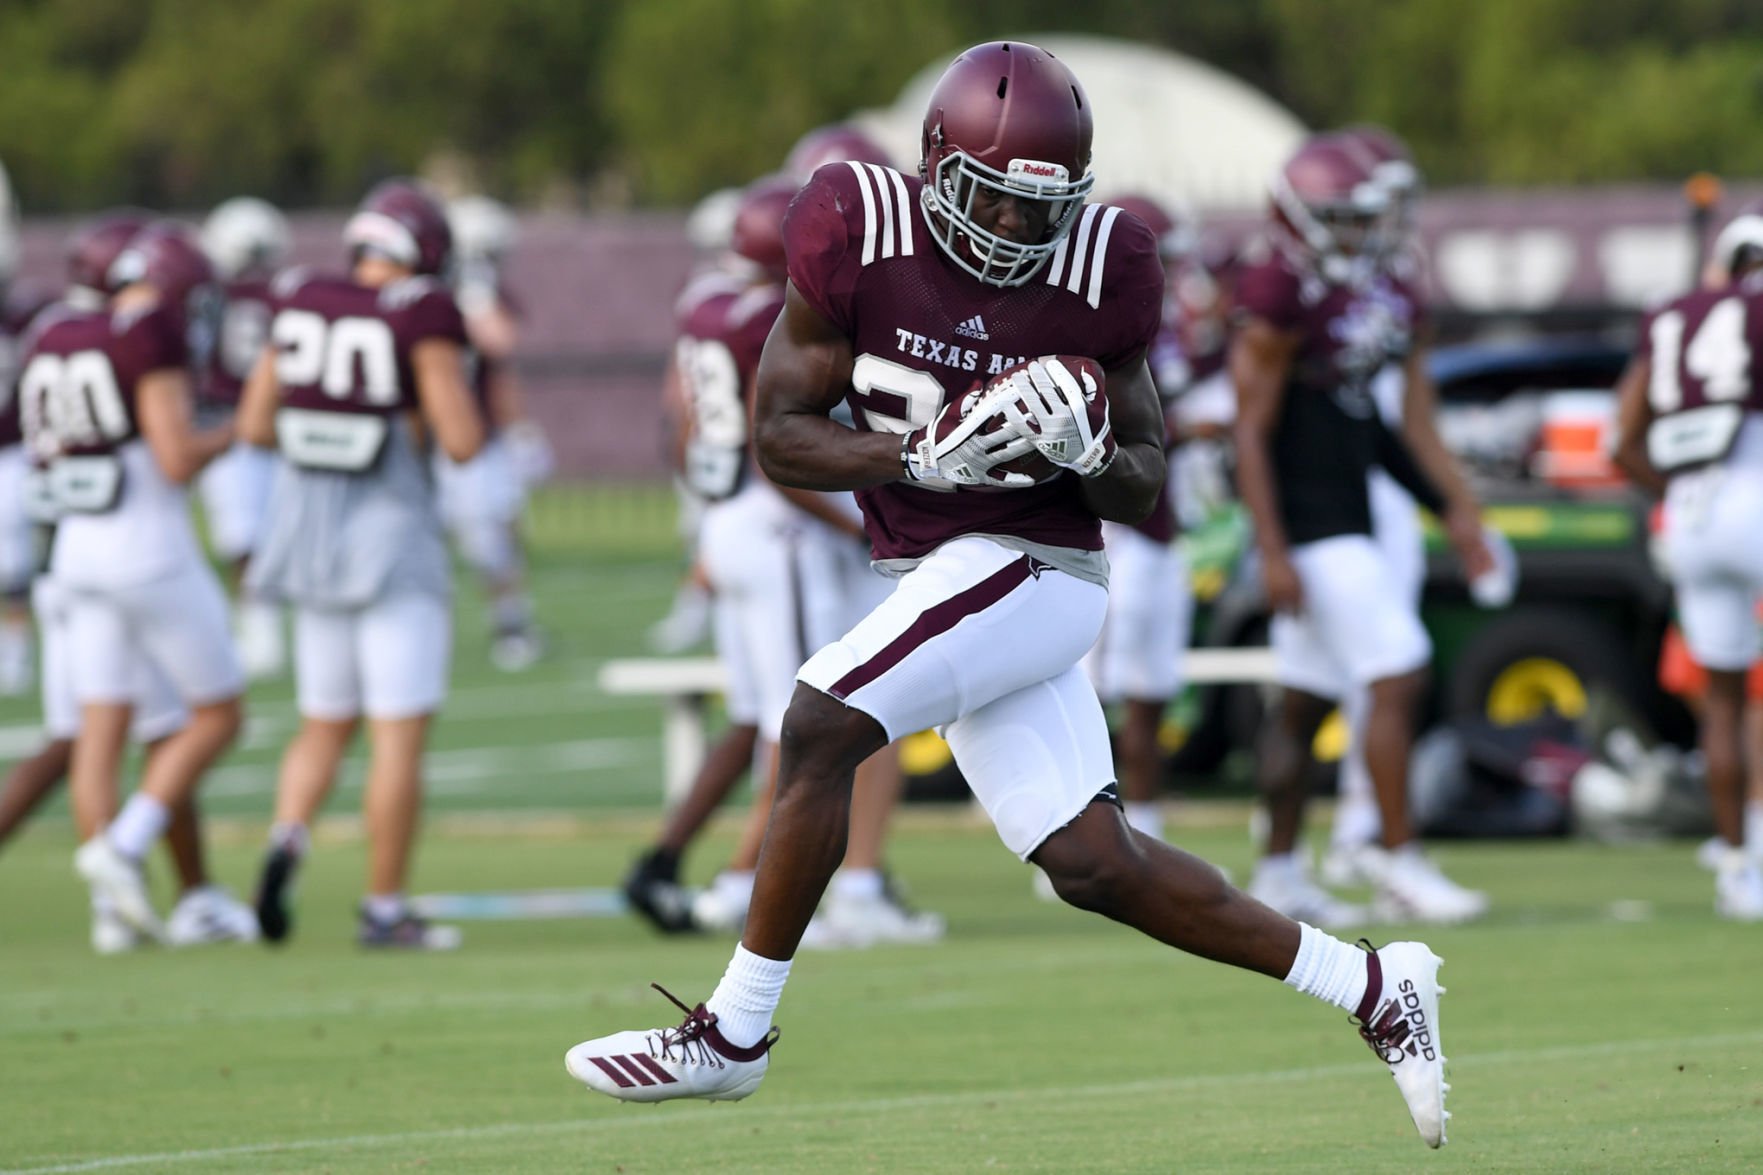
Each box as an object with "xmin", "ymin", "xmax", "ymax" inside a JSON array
[
  {"xmin": 623, "ymin": 849, "xmax": 699, "ymax": 934},
  {"xmin": 254, "ymin": 846, "xmax": 300, "ymax": 944}
]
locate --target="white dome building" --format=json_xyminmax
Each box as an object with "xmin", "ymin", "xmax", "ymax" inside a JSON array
[{"xmin": 852, "ymin": 35, "xmax": 1309, "ymax": 214}]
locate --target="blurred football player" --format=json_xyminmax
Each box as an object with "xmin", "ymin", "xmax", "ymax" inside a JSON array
[
  {"xmin": 1612, "ymin": 203, "xmax": 1763, "ymax": 918},
  {"xmin": 200, "ymin": 196, "xmax": 293, "ymax": 679},
  {"xmin": 242, "ymin": 179, "xmax": 483, "ymax": 949},
  {"xmin": 438, "ymin": 194, "xmax": 551, "ymax": 671},
  {"xmin": 626, "ymin": 171, "xmax": 942, "ymax": 948},
  {"xmin": 21, "ymin": 222, "xmax": 246, "ymax": 943},
  {"xmin": 566, "ymin": 42, "xmax": 1453, "ymax": 1150},
  {"xmin": 0, "ymin": 160, "xmax": 40, "ymax": 694},
  {"xmin": 1233, "ymin": 133, "xmax": 1492, "ymax": 928}
]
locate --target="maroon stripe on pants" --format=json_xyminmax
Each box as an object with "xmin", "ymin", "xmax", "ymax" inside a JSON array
[
  {"xmin": 829, "ymin": 555, "xmax": 1035, "ymax": 699},
  {"xmin": 588, "ymin": 1056, "xmax": 637, "ymax": 1088}
]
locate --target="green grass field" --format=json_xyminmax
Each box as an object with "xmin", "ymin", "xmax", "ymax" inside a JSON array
[{"xmin": 2, "ymin": 485, "xmax": 1761, "ymax": 1173}]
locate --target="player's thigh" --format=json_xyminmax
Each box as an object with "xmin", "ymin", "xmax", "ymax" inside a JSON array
[
  {"xmin": 797, "ymin": 537, "xmax": 1107, "ymax": 742},
  {"xmin": 1293, "ymin": 535, "xmax": 1431, "ymax": 688},
  {"xmin": 294, "ymin": 606, "xmax": 363, "ymax": 721},
  {"xmin": 1090, "ymin": 527, "xmax": 1187, "ymax": 701},
  {"xmin": 64, "ymin": 591, "xmax": 141, "ymax": 706},
  {"xmin": 34, "ymin": 577, "xmax": 79, "ymax": 738},
  {"xmin": 358, "ymin": 592, "xmax": 453, "ymax": 719},
  {"xmin": 127, "ymin": 564, "xmax": 246, "ymax": 705},
  {"xmin": 1368, "ymin": 471, "xmax": 1426, "ymax": 605},
  {"xmin": 945, "ymin": 663, "xmax": 1116, "ymax": 860}
]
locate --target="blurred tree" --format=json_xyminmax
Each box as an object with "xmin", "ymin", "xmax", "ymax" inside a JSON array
[{"xmin": 2, "ymin": 0, "xmax": 1763, "ymax": 212}]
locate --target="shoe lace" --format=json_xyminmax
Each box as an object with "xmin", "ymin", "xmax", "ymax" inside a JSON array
[
  {"xmin": 1349, "ymin": 939, "xmax": 1413, "ymax": 1065},
  {"xmin": 645, "ymin": 984, "xmax": 726, "ymax": 1070}
]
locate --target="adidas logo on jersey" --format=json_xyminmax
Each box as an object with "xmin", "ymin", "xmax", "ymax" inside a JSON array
[{"xmin": 953, "ymin": 315, "xmax": 990, "ymax": 340}]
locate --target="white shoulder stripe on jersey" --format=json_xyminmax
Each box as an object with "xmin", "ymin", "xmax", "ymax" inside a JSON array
[
  {"xmin": 1042, "ymin": 205, "xmax": 1117, "ymax": 310},
  {"xmin": 848, "ymin": 162, "xmax": 913, "ymax": 266},
  {"xmin": 1084, "ymin": 206, "xmax": 1121, "ymax": 310}
]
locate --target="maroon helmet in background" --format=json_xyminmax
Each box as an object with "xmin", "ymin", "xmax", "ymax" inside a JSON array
[
  {"xmin": 111, "ymin": 221, "xmax": 222, "ymax": 363},
  {"xmin": 1108, "ymin": 193, "xmax": 1198, "ymax": 264},
  {"xmin": 344, "ymin": 178, "xmax": 453, "ymax": 276},
  {"xmin": 920, "ymin": 40, "xmax": 1096, "ymax": 288},
  {"xmin": 785, "ymin": 123, "xmax": 894, "ymax": 181},
  {"xmin": 1337, "ymin": 123, "xmax": 1422, "ymax": 255},
  {"xmin": 729, "ymin": 174, "xmax": 799, "ymax": 281},
  {"xmin": 66, "ymin": 208, "xmax": 154, "ymax": 301},
  {"xmin": 1268, "ymin": 132, "xmax": 1388, "ymax": 284}
]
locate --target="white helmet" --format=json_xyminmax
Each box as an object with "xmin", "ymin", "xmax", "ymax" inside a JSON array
[
  {"xmin": 202, "ymin": 196, "xmax": 290, "ymax": 280},
  {"xmin": 0, "ymin": 158, "xmax": 19, "ymax": 286},
  {"xmin": 447, "ymin": 195, "xmax": 518, "ymax": 266}
]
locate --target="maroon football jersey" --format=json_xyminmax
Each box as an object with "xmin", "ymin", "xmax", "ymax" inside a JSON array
[
  {"xmin": 268, "ymin": 269, "xmax": 466, "ymax": 415},
  {"xmin": 1635, "ymin": 274, "xmax": 1763, "ymax": 474},
  {"xmin": 18, "ymin": 301, "xmax": 186, "ymax": 459},
  {"xmin": 205, "ymin": 276, "xmax": 275, "ymax": 406},
  {"xmin": 676, "ymin": 281, "xmax": 786, "ymax": 501},
  {"xmin": 785, "ymin": 162, "xmax": 1163, "ymax": 560},
  {"xmin": 1234, "ymin": 236, "xmax": 1428, "ymax": 543}
]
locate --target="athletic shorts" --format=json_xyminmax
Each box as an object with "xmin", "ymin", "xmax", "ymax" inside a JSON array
[
  {"xmin": 1271, "ymin": 534, "xmax": 1432, "ymax": 700},
  {"xmin": 1663, "ymin": 463, "xmax": 1763, "ymax": 672},
  {"xmin": 64, "ymin": 561, "xmax": 245, "ymax": 709},
  {"xmin": 798, "ymin": 536, "xmax": 1114, "ymax": 859},
  {"xmin": 294, "ymin": 592, "xmax": 453, "ymax": 720},
  {"xmin": 35, "ymin": 576, "xmax": 188, "ymax": 743},
  {"xmin": 1085, "ymin": 523, "xmax": 1190, "ymax": 703}
]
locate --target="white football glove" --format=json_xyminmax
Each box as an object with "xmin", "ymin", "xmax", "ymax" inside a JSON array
[
  {"xmin": 903, "ymin": 385, "xmax": 1040, "ymax": 488},
  {"xmin": 1000, "ymin": 357, "xmax": 1116, "ymax": 477}
]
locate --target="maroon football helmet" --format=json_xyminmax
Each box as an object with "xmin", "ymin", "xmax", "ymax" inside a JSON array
[
  {"xmin": 1269, "ymin": 133, "xmax": 1388, "ymax": 284},
  {"xmin": 785, "ymin": 123, "xmax": 894, "ymax": 182},
  {"xmin": 344, "ymin": 178, "xmax": 452, "ymax": 275},
  {"xmin": 111, "ymin": 221, "xmax": 222, "ymax": 355},
  {"xmin": 1108, "ymin": 194, "xmax": 1197, "ymax": 263},
  {"xmin": 65, "ymin": 209, "xmax": 153, "ymax": 300},
  {"xmin": 1337, "ymin": 123, "xmax": 1421, "ymax": 255},
  {"xmin": 729, "ymin": 174, "xmax": 798, "ymax": 281},
  {"xmin": 920, "ymin": 41, "xmax": 1096, "ymax": 288}
]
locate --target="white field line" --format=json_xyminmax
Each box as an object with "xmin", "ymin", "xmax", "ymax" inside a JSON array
[
  {"xmin": 197, "ymin": 735, "xmax": 651, "ymax": 798},
  {"xmin": 6, "ymin": 1029, "xmax": 1761, "ymax": 1174}
]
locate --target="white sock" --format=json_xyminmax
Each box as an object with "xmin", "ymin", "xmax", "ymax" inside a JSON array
[
  {"xmin": 1123, "ymin": 802, "xmax": 1164, "ymax": 841},
  {"xmin": 269, "ymin": 822, "xmax": 310, "ymax": 856},
  {"xmin": 363, "ymin": 893, "xmax": 407, "ymax": 924},
  {"xmin": 1329, "ymin": 798, "xmax": 1381, "ymax": 851},
  {"xmin": 832, "ymin": 868, "xmax": 884, "ymax": 901},
  {"xmin": 107, "ymin": 794, "xmax": 170, "ymax": 860},
  {"xmin": 706, "ymin": 943, "xmax": 792, "ymax": 1049},
  {"xmin": 1282, "ymin": 922, "xmax": 1369, "ymax": 1012},
  {"xmin": 1254, "ymin": 851, "xmax": 1301, "ymax": 883}
]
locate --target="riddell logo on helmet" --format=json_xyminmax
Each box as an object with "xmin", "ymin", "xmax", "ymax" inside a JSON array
[
  {"xmin": 1397, "ymin": 980, "xmax": 1437, "ymax": 1061},
  {"xmin": 1008, "ymin": 159, "xmax": 1069, "ymax": 183}
]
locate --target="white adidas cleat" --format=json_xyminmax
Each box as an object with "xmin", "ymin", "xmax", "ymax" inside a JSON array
[
  {"xmin": 565, "ymin": 985, "xmax": 777, "ymax": 1103},
  {"xmin": 1714, "ymin": 853, "xmax": 1763, "ymax": 921},
  {"xmin": 91, "ymin": 906, "xmax": 148, "ymax": 955},
  {"xmin": 1248, "ymin": 860, "xmax": 1368, "ymax": 929},
  {"xmin": 75, "ymin": 838, "xmax": 166, "ymax": 944},
  {"xmin": 805, "ymin": 891, "xmax": 946, "ymax": 950},
  {"xmin": 1370, "ymin": 848, "xmax": 1489, "ymax": 926},
  {"xmin": 1353, "ymin": 940, "xmax": 1450, "ymax": 1148},
  {"xmin": 167, "ymin": 886, "xmax": 262, "ymax": 946}
]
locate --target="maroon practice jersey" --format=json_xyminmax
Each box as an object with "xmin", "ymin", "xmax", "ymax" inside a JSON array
[
  {"xmin": 676, "ymin": 281, "xmax": 786, "ymax": 501},
  {"xmin": 205, "ymin": 276, "xmax": 275, "ymax": 406},
  {"xmin": 18, "ymin": 301, "xmax": 186, "ymax": 460},
  {"xmin": 1635, "ymin": 272, "xmax": 1763, "ymax": 474},
  {"xmin": 785, "ymin": 162, "xmax": 1163, "ymax": 560},
  {"xmin": 268, "ymin": 269, "xmax": 466, "ymax": 415},
  {"xmin": 1234, "ymin": 235, "xmax": 1427, "ymax": 544}
]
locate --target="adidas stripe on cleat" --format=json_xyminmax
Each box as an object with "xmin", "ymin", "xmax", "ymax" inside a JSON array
[
  {"xmin": 1351, "ymin": 940, "xmax": 1451, "ymax": 1148},
  {"xmin": 564, "ymin": 984, "xmax": 778, "ymax": 1103}
]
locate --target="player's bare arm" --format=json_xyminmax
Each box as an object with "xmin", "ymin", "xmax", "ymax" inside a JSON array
[
  {"xmin": 136, "ymin": 367, "xmax": 231, "ymax": 484},
  {"xmin": 753, "ymin": 283, "xmax": 903, "ymax": 491},
  {"xmin": 412, "ymin": 337, "xmax": 485, "ymax": 463},
  {"xmin": 1610, "ymin": 353, "xmax": 1665, "ymax": 496},
  {"xmin": 1077, "ymin": 354, "xmax": 1165, "ymax": 524},
  {"xmin": 1399, "ymin": 343, "xmax": 1494, "ymax": 576},
  {"xmin": 1230, "ymin": 316, "xmax": 1302, "ymax": 612},
  {"xmin": 236, "ymin": 346, "xmax": 279, "ymax": 448}
]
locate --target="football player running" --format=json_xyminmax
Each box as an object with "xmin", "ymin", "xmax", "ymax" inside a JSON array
[
  {"xmin": 1232, "ymin": 133, "xmax": 1492, "ymax": 928},
  {"xmin": 566, "ymin": 42, "xmax": 1453, "ymax": 1150},
  {"xmin": 200, "ymin": 196, "xmax": 294, "ymax": 679},
  {"xmin": 1612, "ymin": 203, "xmax": 1763, "ymax": 918},
  {"xmin": 20, "ymin": 223, "xmax": 246, "ymax": 943},
  {"xmin": 439, "ymin": 195, "xmax": 551, "ymax": 672},
  {"xmin": 242, "ymin": 180, "xmax": 484, "ymax": 949}
]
